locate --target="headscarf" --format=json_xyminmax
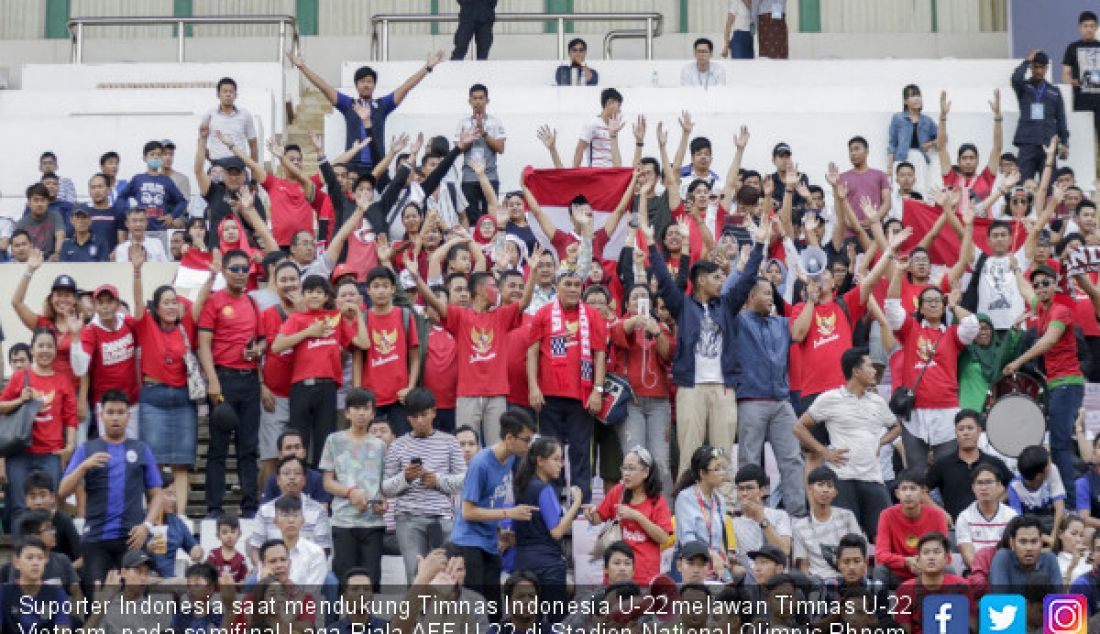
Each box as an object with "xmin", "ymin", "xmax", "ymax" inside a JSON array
[{"xmin": 961, "ymin": 313, "xmax": 1022, "ymax": 385}]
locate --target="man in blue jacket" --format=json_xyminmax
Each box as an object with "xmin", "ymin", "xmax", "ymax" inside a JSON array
[
  {"xmin": 643, "ymin": 217, "xmax": 769, "ymax": 488},
  {"xmin": 1011, "ymin": 50, "xmax": 1070, "ymax": 180}
]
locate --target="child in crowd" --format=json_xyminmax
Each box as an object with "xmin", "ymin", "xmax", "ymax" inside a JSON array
[
  {"xmin": 206, "ymin": 514, "xmax": 249, "ymax": 583},
  {"xmin": 1007, "ymin": 445, "xmax": 1066, "ymax": 543},
  {"xmin": 18, "ymin": 470, "xmax": 82, "ymax": 566}
]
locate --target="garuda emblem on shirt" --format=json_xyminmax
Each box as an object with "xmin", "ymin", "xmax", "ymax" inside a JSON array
[
  {"xmin": 471, "ymin": 327, "xmax": 494, "ymax": 355},
  {"xmin": 373, "ymin": 329, "xmax": 398, "ymax": 355},
  {"xmin": 815, "ymin": 312, "xmax": 836, "ymax": 336}
]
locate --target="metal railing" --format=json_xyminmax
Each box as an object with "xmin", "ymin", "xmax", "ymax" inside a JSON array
[{"xmin": 371, "ymin": 12, "xmax": 663, "ymax": 61}]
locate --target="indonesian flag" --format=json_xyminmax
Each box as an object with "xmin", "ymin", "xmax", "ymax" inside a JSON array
[
  {"xmin": 174, "ymin": 248, "xmax": 226, "ymax": 297},
  {"xmin": 523, "ymin": 167, "xmax": 635, "ymax": 260},
  {"xmin": 900, "ymin": 199, "xmax": 1029, "ymax": 265}
]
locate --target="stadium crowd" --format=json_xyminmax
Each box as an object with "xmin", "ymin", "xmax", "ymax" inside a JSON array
[{"xmin": 5, "ymin": 7, "xmax": 1100, "ymax": 634}]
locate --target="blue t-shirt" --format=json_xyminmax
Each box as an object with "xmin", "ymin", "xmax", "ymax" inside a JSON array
[
  {"xmin": 261, "ymin": 468, "xmax": 333, "ymax": 505},
  {"xmin": 117, "ymin": 173, "xmax": 188, "ymax": 229},
  {"xmin": 1007, "ymin": 473, "xmax": 1065, "ymax": 515},
  {"xmin": 514, "ymin": 478, "xmax": 566, "ymax": 571},
  {"xmin": 335, "ymin": 91, "xmax": 397, "ymax": 167},
  {"xmin": 149, "ymin": 513, "xmax": 198, "ymax": 578},
  {"xmin": 64, "ymin": 438, "xmax": 163, "ymax": 542},
  {"xmin": 59, "ymin": 234, "xmax": 110, "ymax": 262},
  {"xmin": 81, "ymin": 202, "xmax": 127, "ymax": 253},
  {"xmin": 1, "ymin": 584, "xmax": 72, "ymax": 631},
  {"xmin": 450, "ymin": 447, "xmax": 516, "ymax": 554}
]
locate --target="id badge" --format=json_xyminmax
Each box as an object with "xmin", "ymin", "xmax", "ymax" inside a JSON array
[
  {"xmin": 771, "ymin": 5, "xmax": 783, "ymax": 19},
  {"xmin": 1031, "ymin": 102, "xmax": 1045, "ymax": 120}
]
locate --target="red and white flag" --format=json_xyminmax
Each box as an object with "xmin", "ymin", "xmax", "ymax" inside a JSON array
[
  {"xmin": 174, "ymin": 248, "xmax": 225, "ymax": 297},
  {"xmin": 523, "ymin": 166, "xmax": 635, "ymax": 260}
]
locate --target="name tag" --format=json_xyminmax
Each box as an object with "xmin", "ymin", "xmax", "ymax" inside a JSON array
[{"xmin": 1031, "ymin": 102, "xmax": 1045, "ymax": 120}]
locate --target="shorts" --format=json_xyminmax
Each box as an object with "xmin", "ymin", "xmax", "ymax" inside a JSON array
[
  {"xmin": 139, "ymin": 383, "xmax": 197, "ymax": 465},
  {"xmin": 259, "ymin": 395, "xmax": 290, "ymax": 461}
]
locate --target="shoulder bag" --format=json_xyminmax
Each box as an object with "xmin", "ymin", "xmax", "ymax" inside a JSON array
[{"xmin": 0, "ymin": 371, "xmax": 42, "ymax": 457}]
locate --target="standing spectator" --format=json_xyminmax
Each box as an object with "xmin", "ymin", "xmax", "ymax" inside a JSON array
[
  {"xmin": 1063, "ymin": 11, "xmax": 1100, "ymax": 142},
  {"xmin": 258, "ymin": 261, "xmax": 302, "ymax": 483},
  {"xmin": 526, "ymin": 270, "xmax": 608, "ymax": 502},
  {"xmin": 924, "ymin": 409, "xmax": 1012, "ymax": 521},
  {"xmin": 722, "ymin": 0, "xmax": 755, "ymax": 59},
  {"xmin": 791, "ymin": 466, "xmax": 862, "ymax": 582},
  {"xmin": 450, "ymin": 409, "xmax": 537, "ymax": 622},
  {"xmin": 70, "ymin": 284, "xmax": 139, "ymax": 439},
  {"xmin": 113, "ymin": 208, "xmax": 169, "ymax": 263},
  {"xmin": 451, "ymin": 0, "xmax": 497, "ymax": 60},
  {"xmin": 288, "ymin": 49, "xmax": 443, "ymax": 168},
  {"xmin": 248, "ymin": 456, "xmax": 332, "ymax": 566},
  {"xmin": 574, "ymin": 89, "xmax": 625, "ymax": 168},
  {"xmin": 681, "ymin": 38, "xmax": 726, "ymax": 88},
  {"xmin": 0, "ymin": 328, "xmax": 77, "ymax": 527},
  {"xmin": 16, "ymin": 184, "xmax": 66, "ymax": 258},
  {"xmin": 160, "ymin": 139, "xmax": 190, "ymax": 201},
  {"xmin": 320, "ymin": 388, "xmax": 387, "ymax": 588},
  {"xmin": 794, "ymin": 348, "xmax": 898, "ymax": 542},
  {"xmin": 38, "ymin": 152, "xmax": 76, "ymax": 203},
  {"xmin": 893, "ymin": 532, "xmax": 971, "ymax": 634},
  {"xmin": 886, "ymin": 85, "xmax": 938, "ymax": 193},
  {"xmin": 456, "ymin": 84, "xmax": 506, "ymax": 223},
  {"xmin": 221, "ymin": 134, "xmax": 316, "ymax": 251},
  {"xmin": 59, "ymin": 207, "xmax": 108, "ymax": 262},
  {"xmin": 989, "ymin": 515, "xmax": 1063, "ymax": 587},
  {"xmin": 382, "ymin": 388, "xmax": 466, "ymax": 583},
  {"xmin": 585, "ymin": 446, "xmax": 673, "ymax": 586},
  {"xmin": 194, "ymin": 124, "xmax": 266, "ymax": 247},
  {"xmin": 672, "ymin": 446, "xmax": 732, "ymax": 582},
  {"xmin": 955, "ymin": 463, "xmax": 1017, "ymax": 569},
  {"xmin": 198, "ymin": 248, "xmax": 264, "ymax": 519},
  {"xmin": 937, "ymin": 89, "xmax": 1004, "ymax": 200},
  {"xmin": 756, "ymin": 0, "xmax": 789, "ymax": 59},
  {"xmin": 838, "ymin": 137, "xmax": 891, "ymax": 223},
  {"xmin": 204, "ymin": 78, "xmax": 258, "ymax": 161},
  {"xmin": 116, "ymin": 140, "xmax": 188, "ymax": 235},
  {"xmin": 1011, "ymin": 50, "xmax": 1069, "ymax": 179},
  {"xmin": 361, "ymin": 266, "xmax": 420, "ymax": 436},
  {"xmin": 512, "ymin": 437, "xmax": 584, "ymax": 623},
  {"xmin": 873, "ymin": 469, "xmax": 947, "ymax": 588},
  {"xmin": 58, "ymin": 391, "xmax": 163, "ymax": 588},
  {"xmin": 421, "ymin": 285, "xmax": 459, "ymax": 433},
  {"xmin": 555, "ymin": 38, "xmax": 599, "ymax": 86},
  {"xmin": 79, "ymin": 173, "xmax": 126, "ymax": 254}
]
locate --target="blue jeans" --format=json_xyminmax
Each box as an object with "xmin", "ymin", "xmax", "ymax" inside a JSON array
[
  {"xmin": 1049, "ymin": 383, "xmax": 1085, "ymax": 508},
  {"xmin": 730, "ymin": 30, "xmax": 754, "ymax": 59},
  {"xmin": 6, "ymin": 452, "xmax": 60, "ymax": 533}
]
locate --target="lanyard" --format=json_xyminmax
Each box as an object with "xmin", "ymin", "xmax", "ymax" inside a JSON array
[
  {"xmin": 1032, "ymin": 82, "xmax": 1047, "ymax": 103},
  {"xmin": 695, "ymin": 485, "xmax": 718, "ymax": 546}
]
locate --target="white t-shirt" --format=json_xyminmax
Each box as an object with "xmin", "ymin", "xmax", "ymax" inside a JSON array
[
  {"xmin": 579, "ymin": 116, "xmax": 615, "ymax": 167},
  {"xmin": 806, "ymin": 386, "xmax": 896, "ymax": 482},
  {"xmin": 732, "ymin": 507, "xmax": 791, "ymax": 567},
  {"xmin": 205, "ymin": 106, "xmax": 258, "ymax": 160},
  {"xmin": 694, "ymin": 304, "xmax": 724, "ymax": 384},
  {"xmin": 680, "ymin": 63, "xmax": 727, "ymax": 88},
  {"xmin": 954, "ymin": 501, "xmax": 1016, "ymax": 551},
  {"xmin": 728, "ymin": 0, "xmax": 753, "ymax": 31},
  {"xmin": 113, "ymin": 238, "xmax": 168, "ymax": 263},
  {"xmin": 975, "ymin": 250, "xmax": 1029, "ymax": 330}
]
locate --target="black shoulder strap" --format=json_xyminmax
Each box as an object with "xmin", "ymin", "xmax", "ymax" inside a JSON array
[
  {"xmin": 834, "ymin": 295, "xmax": 852, "ymax": 328},
  {"xmin": 275, "ymin": 305, "xmax": 288, "ymax": 322}
]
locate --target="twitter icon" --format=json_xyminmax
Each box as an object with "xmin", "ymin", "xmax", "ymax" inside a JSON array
[{"xmin": 981, "ymin": 595, "xmax": 1026, "ymax": 634}]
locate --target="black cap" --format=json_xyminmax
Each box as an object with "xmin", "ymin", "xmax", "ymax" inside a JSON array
[
  {"xmin": 772, "ymin": 142, "xmax": 792, "ymax": 158},
  {"xmin": 1029, "ymin": 264, "xmax": 1057, "ymax": 284},
  {"xmin": 161, "ymin": 139, "xmax": 176, "ymax": 150},
  {"xmin": 748, "ymin": 544, "xmax": 787, "ymax": 567},
  {"xmin": 217, "ymin": 156, "xmax": 246, "ymax": 172},
  {"xmin": 680, "ymin": 540, "xmax": 710, "ymax": 561},
  {"xmin": 1033, "ymin": 51, "xmax": 1050, "ymax": 65},
  {"xmin": 71, "ymin": 207, "xmax": 90, "ymax": 217},
  {"xmin": 122, "ymin": 549, "xmax": 152, "ymax": 569},
  {"xmin": 211, "ymin": 402, "xmax": 239, "ymax": 433},
  {"xmin": 51, "ymin": 274, "xmax": 78, "ymax": 292}
]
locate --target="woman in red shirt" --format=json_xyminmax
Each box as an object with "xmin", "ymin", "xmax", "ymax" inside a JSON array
[
  {"xmin": 132, "ymin": 254, "xmax": 198, "ymax": 508},
  {"xmin": 585, "ymin": 446, "xmax": 673, "ymax": 586},
  {"xmin": 0, "ymin": 327, "xmax": 77, "ymax": 524},
  {"xmin": 611, "ymin": 285, "xmax": 675, "ymax": 495}
]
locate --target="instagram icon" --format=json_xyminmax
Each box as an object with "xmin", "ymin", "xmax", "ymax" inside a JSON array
[{"xmin": 1044, "ymin": 595, "xmax": 1087, "ymax": 634}]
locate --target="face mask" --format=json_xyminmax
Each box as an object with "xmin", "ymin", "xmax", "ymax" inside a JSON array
[{"xmin": 147, "ymin": 158, "xmax": 163, "ymax": 171}]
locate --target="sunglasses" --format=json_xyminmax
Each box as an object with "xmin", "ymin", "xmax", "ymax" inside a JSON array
[
  {"xmin": 225, "ymin": 265, "xmax": 250, "ymax": 274},
  {"xmin": 1034, "ymin": 279, "xmax": 1055, "ymax": 288}
]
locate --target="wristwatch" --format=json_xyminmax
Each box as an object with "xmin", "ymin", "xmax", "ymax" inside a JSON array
[
  {"xmin": 595, "ymin": 385, "xmax": 606, "ymax": 394},
  {"xmin": 759, "ymin": 519, "xmax": 770, "ymax": 529}
]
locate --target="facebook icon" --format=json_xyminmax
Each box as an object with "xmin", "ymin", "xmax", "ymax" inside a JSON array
[{"xmin": 923, "ymin": 595, "xmax": 969, "ymax": 634}]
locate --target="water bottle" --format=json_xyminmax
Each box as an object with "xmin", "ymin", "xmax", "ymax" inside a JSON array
[{"xmin": 651, "ymin": 70, "xmax": 659, "ymax": 87}]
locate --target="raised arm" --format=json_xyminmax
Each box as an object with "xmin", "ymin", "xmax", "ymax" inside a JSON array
[
  {"xmin": 1027, "ymin": 181, "xmax": 1063, "ymax": 262},
  {"xmin": 948, "ymin": 200, "xmax": 975, "ymax": 289},
  {"xmin": 790, "ymin": 280, "xmax": 819, "ymax": 343},
  {"xmin": 287, "ymin": 51, "xmax": 339, "ymax": 106},
  {"xmin": 608, "ymin": 113, "xmax": 625, "ymax": 168},
  {"xmin": 393, "ymin": 51, "xmax": 444, "ymax": 105},
  {"xmin": 523, "ymin": 175, "xmax": 560, "ymax": 241},
  {"xmin": 658, "ymin": 122, "xmax": 682, "ymax": 210},
  {"xmin": 1074, "ymin": 273, "xmax": 1100, "ymax": 318},
  {"xmin": 131, "ymin": 249, "xmax": 147, "ymax": 321},
  {"xmin": 423, "ymin": 129, "xmax": 476, "ymax": 198},
  {"xmin": 937, "ymin": 91, "xmax": 953, "ymax": 178},
  {"xmin": 324, "ymin": 190, "xmax": 369, "ymax": 264},
  {"xmin": 537, "ymin": 125, "xmax": 564, "ymax": 169},
  {"xmin": 268, "ymin": 138, "xmax": 314, "ymax": 197},
  {"xmin": 238, "ymin": 190, "xmax": 281, "ymax": 254},
  {"xmin": 639, "ymin": 221, "xmax": 683, "ymax": 318},
  {"xmin": 217, "ymin": 131, "xmax": 266, "ymax": 183},
  {"xmin": 1011, "ymin": 256, "xmax": 1036, "ymax": 306},
  {"xmin": 861, "ymin": 227, "xmax": 913, "ymax": 305},
  {"xmin": 721, "ymin": 126, "xmax": 749, "ymax": 205},
  {"xmin": 1034, "ymin": 135, "xmax": 1061, "ymax": 214},
  {"xmin": 11, "ymin": 250, "xmax": 45, "ymax": 330},
  {"xmin": 195, "ymin": 122, "xmax": 212, "ymax": 196},
  {"xmin": 986, "ymin": 89, "xmax": 1003, "ymax": 174},
  {"xmin": 599, "ymin": 166, "xmax": 641, "ymax": 238}
]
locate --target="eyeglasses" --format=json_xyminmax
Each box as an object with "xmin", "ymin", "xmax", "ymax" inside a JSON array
[
  {"xmin": 1034, "ymin": 280, "xmax": 1055, "ymax": 288},
  {"xmin": 1011, "ymin": 198, "xmax": 1029, "ymax": 205},
  {"xmin": 225, "ymin": 265, "xmax": 250, "ymax": 274}
]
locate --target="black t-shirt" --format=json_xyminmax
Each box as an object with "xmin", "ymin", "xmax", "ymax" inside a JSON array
[
  {"xmin": 926, "ymin": 451, "xmax": 1012, "ymax": 519},
  {"xmin": 1063, "ymin": 39, "xmax": 1100, "ymax": 110},
  {"xmin": 203, "ymin": 182, "xmax": 267, "ymax": 249}
]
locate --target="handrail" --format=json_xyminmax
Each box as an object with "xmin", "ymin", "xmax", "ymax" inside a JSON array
[
  {"xmin": 371, "ymin": 12, "xmax": 662, "ymax": 61},
  {"xmin": 67, "ymin": 15, "xmax": 300, "ymax": 64},
  {"xmin": 604, "ymin": 29, "xmax": 651, "ymax": 61}
]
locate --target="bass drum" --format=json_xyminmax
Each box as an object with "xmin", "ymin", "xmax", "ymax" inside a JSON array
[{"xmin": 984, "ymin": 394, "xmax": 1047, "ymax": 458}]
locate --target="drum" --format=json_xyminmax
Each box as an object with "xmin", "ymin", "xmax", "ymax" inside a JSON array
[{"xmin": 984, "ymin": 371, "xmax": 1047, "ymax": 458}]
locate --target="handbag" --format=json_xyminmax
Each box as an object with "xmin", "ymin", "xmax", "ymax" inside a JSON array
[
  {"xmin": 889, "ymin": 325, "xmax": 950, "ymax": 420},
  {"xmin": 596, "ymin": 374, "xmax": 634, "ymax": 426},
  {"xmin": 0, "ymin": 371, "xmax": 42, "ymax": 458},
  {"xmin": 178, "ymin": 326, "xmax": 207, "ymax": 402},
  {"xmin": 588, "ymin": 518, "xmax": 623, "ymax": 562}
]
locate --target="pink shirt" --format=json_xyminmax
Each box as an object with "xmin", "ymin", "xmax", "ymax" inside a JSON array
[{"xmin": 839, "ymin": 168, "xmax": 890, "ymax": 222}]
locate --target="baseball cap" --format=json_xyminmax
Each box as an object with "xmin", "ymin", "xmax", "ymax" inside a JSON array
[
  {"xmin": 331, "ymin": 264, "xmax": 355, "ymax": 282},
  {"xmin": 747, "ymin": 544, "xmax": 787, "ymax": 567},
  {"xmin": 51, "ymin": 275, "xmax": 78, "ymax": 292},
  {"xmin": 122, "ymin": 549, "xmax": 152, "ymax": 569},
  {"xmin": 1033, "ymin": 51, "xmax": 1050, "ymax": 65},
  {"xmin": 680, "ymin": 540, "xmax": 710, "ymax": 561},
  {"xmin": 772, "ymin": 142, "xmax": 792, "ymax": 158},
  {"xmin": 218, "ymin": 156, "xmax": 246, "ymax": 172},
  {"xmin": 93, "ymin": 284, "xmax": 120, "ymax": 300},
  {"xmin": 71, "ymin": 207, "xmax": 89, "ymax": 217},
  {"xmin": 1029, "ymin": 264, "xmax": 1057, "ymax": 284},
  {"xmin": 161, "ymin": 139, "xmax": 176, "ymax": 150}
]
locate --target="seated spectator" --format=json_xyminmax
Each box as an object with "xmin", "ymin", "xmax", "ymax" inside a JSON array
[
  {"xmin": 455, "ymin": 425, "xmax": 480, "ymax": 463},
  {"xmin": 267, "ymin": 495, "xmax": 327, "ymax": 589},
  {"xmin": 751, "ymin": 574, "xmax": 810, "ymax": 630},
  {"xmin": 38, "ymin": 151, "xmax": 76, "ymax": 203},
  {"xmin": 555, "ymin": 37, "xmax": 599, "ymax": 86},
  {"xmin": 874, "ymin": 469, "xmax": 948, "ymax": 588},
  {"xmin": 1074, "ymin": 434, "xmax": 1100, "ymax": 532},
  {"xmin": 681, "ymin": 38, "xmax": 726, "ymax": 87},
  {"xmin": 147, "ymin": 470, "xmax": 202, "ymax": 579},
  {"xmin": 248, "ymin": 456, "xmax": 332, "ymax": 566},
  {"xmin": 561, "ymin": 540, "xmax": 636, "ymax": 632},
  {"xmin": 83, "ymin": 550, "xmax": 174, "ymax": 632},
  {"xmin": 678, "ymin": 540, "xmax": 713, "ymax": 584},
  {"xmin": 261, "ymin": 430, "xmax": 333, "ymax": 506},
  {"xmin": 1053, "ymin": 514, "xmax": 1092, "ymax": 587},
  {"xmin": 821, "ymin": 533, "xmax": 891, "ymax": 624},
  {"xmin": 114, "ymin": 208, "xmax": 168, "ymax": 262},
  {"xmin": 205, "ymin": 514, "xmax": 248, "ymax": 583},
  {"xmin": 1, "ymin": 511, "xmax": 81, "ymax": 601},
  {"xmin": 792, "ymin": 466, "xmax": 861, "ymax": 581},
  {"xmin": 894, "ymin": 532, "xmax": 971, "ymax": 634},
  {"xmin": 925, "ymin": 409, "xmax": 1012, "ymax": 521},
  {"xmin": 16, "ymin": 470, "xmax": 82, "ymax": 566},
  {"xmin": 16, "ymin": 183, "xmax": 66, "ymax": 258},
  {"xmin": 0, "ymin": 538, "xmax": 73, "ymax": 632},
  {"xmin": 37, "ymin": 172, "xmax": 74, "ymax": 235},
  {"xmin": 169, "ymin": 563, "xmax": 236, "ymax": 633},
  {"xmin": 1069, "ymin": 529, "xmax": 1100, "ymax": 615},
  {"xmin": 59, "ymin": 207, "xmax": 109, "ymax": 262},
  {"xmin": 231, "ymin": 540, "xmax": 317, "ymax": 631},
  {"xmin": 749, "ymin": 544, "xmax": 787, "ymax": 586},
  {"xmin": 330, "ymin": 568, "xmax": 389, "ymax": 633},
  {"xmin": 990, "ymin": 514, "xmax": 1063, "ymax": 588},
  {"xmin": 390, "ymin": 545, "xmax": 490, "ymax": 633},
  {"xmin": 673, "ymin": 446, "xmax": 732, "ymax": 582},
  {"xmin": 382, "ymin": 388, "xmax": 466, "ymax": 584},
  {"xmin": 666, "ymin": 583, "xmax": 711, "ymax": 632},
  {"xmin": 8, "ymin": 230, "xmax": 33, "ymax": 264},
  {"xmin": 1008, "ymin": 444, "xmax": 1066, "ymax": 540},
  {"xmin": 955, "ymin": 463, "xmax": 1017, "ymax": 569},
  {"xmin": 730, "ymin": 464, "xmax": 792, "ymax": 565},
  {"xmin": 500, "ymin": 571, "xmax": 541, "ymax": 632}
]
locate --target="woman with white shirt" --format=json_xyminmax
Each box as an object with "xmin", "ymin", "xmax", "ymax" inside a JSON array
[{"xmin": 1053, "ymin": 514, "xmax": 1093, "ymax": 587}]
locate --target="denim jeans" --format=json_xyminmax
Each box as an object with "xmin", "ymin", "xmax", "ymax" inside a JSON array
[
  {"xmin": 617, "ymin": 396, "xmax": 673, "ymax": 495},
  {"xmin": 6, "ymin": 452, "xmax": 60, "ymax": 533},
  {"xmin": 395, "ymin": 514, "xmax": 453, "ymax": 583},
  {"xmin": 730, "ymin": 30, "xmax": 754, "ymax": 59},
  {"xmin": 1049, "ymin": 383, "xmax": 1085, "ymax": 508}
]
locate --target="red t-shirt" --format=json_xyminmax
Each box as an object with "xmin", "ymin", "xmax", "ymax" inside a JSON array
[
  {"xmin": 874, "ymin": 504, "xmax": 948, "ymax": 580},
  {"xmin": 445, "ymin": 303, "xmax": 522, "ymax": 398},
  {"xmin": 1036, "ymin": 297, "xmax": 1083, "ymax": 385},
  {"xmin": 260, "ymin": 306, "xmax": 295, "ymax": 398},
  {"xmin": 550, "ymin": 228, "xmax": 580, "ymax": 261},
  {"xmin": 894, "ymin": 574, "xmax": 972, "ymax": 634},
  {"xmin": 134, "ymin": 313, "xmax": 188, "ymax": 387},
  {"xmin": 894, "ymin": 317, "xmax": 967, "ymax": 409},
  {"xmin": 942, "ymin": 166, "xmax": 996, "ymax": 201},
  {"xmin": 788, "ymin": 335, "xmax": 803, "ymax": 392},
  {"xmin": 363, "ymin": 307, "xmax": 418, "ymax": 406},
  {"xmin": 528, "ymin": 302, "xmax": 610, "ymax": 401},
  {"xmin": 197, "ymin": 290, "xmax": 263, "ymax": 370},
  {"xmin": 1071, "ymin": 273, "xmax": 1100, "ymax": 337},
  {"xmin": 423, "ymin": 326, "xmax": 458, "ymax": 409},
  {"xmin": 506, "ymin": 318, "xmax": 533, "ymax": 407},
  {"xmin": 596, "ymin": 483, "xmax": 673, "ymax": 586},
  {"xmin": 309, "ymin": 173, "xmax": 335, "ymax": 243},
  {"xmin": 34, "ymin": 317, "xmax": 78, "ymax": 393},
  {"xmin": 1, "ymin": 368, "xmax": 77, "ymax": 454},
  {"xmin": 279, "ymin": 309, "xmax": 354, "ymax": 385},
  {"xmin": 797, "ymin": 287, "xmax": 867, "ymax": 397},
  {"xmin": 671, "ymin": 204, "xmax": 727, "ymax": 265},
  {"xmin": 610, "ymin": 321, "xmax": 674, "ymax": 398},
  {"xmin": 205, "ymin": 547, "xmax": 248, "ymax": 583},
  {"xmin": 81, "ymin": 316, "xmax": 139, "ymax": 404},
  {"xmin": 262, "ymin": 173, "xmax": 315, "ymax": 247},
  {"xmin": 346, "ymin": 228, "xmax": 380, "ymax": 282}
]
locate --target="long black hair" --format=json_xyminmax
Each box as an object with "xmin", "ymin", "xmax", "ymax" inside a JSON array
[
  {"xmin": 148, "ymin": 285, "xmax": 180, "ymax": 328},
  {"xmin": 671, "ymin": 445, "xmax": 722, "ymax": 499},
  {"xmin": 514, "ymin": 437, "xmax": 561, "ymax": 500},
  {"xmin": 625, "ymin": 446, "xmax": 663, "ymax": 500}
]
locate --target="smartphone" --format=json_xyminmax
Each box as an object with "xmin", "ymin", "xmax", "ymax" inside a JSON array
[
  {"xmin": 427, "ymin": 521, "xmax": 444, "ymax": 549},
  {"xmin": 637, "ymin": 297, "xmax": 650, "ymax": 317}
]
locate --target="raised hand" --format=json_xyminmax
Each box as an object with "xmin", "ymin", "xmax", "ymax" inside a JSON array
[
  {"xmin": 784, "ymin": 163, "xmax": 799, "ymax": 188},
  {"xmin": 469, "ymin": 157, "xmax": 487, "ymax": 176},
  {"xmin": 1002, "ymin": 170, "xmax": 1021, "ymax": 191},
  {"xmin": 286, "ymin": 49, "xmax": 304, "ymax": 68},
  {"xmin": 802, "ymin": 212, "xmax": 819, "ymax": 234},
  {"xmin": 754, "ymin": 215, "xmax": 773, "ymax": 245},
  {"xmin": 308, "ymin": 130, "xmax": 324, "ymax": 155},
  {"xmin": 761, "ymin": 174, "xmax": 775, "ymax": 198},
  {"xmin": 409, "ymin": 132, "xmax": 425, "ymax": 157},
  {"xmin": 633, "ymin": 114, "xmax": 647, "ymax": 144},
  {"xmin": 735, "ymin": 125, "xmax": 750, "ymax": 150},
  {"xmin": 266, "ymin": 138, "xmax": 286, "ymax": 159},
  {"xmin": 795, "ymin": 181, "xmax": 812, "ymax": 199},
  {"xmin": 352, "ymin": 101, "xmax": 372, "ymax": 124},
  {"xmin": 656, "ymin": 121, "xmax": 668, "ymax": 147},
  {"xmin": 457, "ymin": 127, "xmax": 479, "ymax": 150},
  {"xmin": 375, "ymin": 234, "xmax": 393, "ymax": 263},
  {"xmin": 989, "ymin": 88, "xmax": 1001, "ymax": 117},
  {"xmin": 939, "ymin": 90, "xmax": 951, "ymax": 118},
  {"xmin": 198, "ymin": 119, "xmax": 210, "ymax": 139},
  {"xmin": 1043, "ymin": 134, "xmax": 1060, "ymax": 159},
  {"xmin": 858, "ymin": 196, "xmax": 877, "ymax": 220},
  {"xmin": 889, "ymin": 226, "xmax": 914, "ymax": 251},
  {"xmin": 26, "ymin": 248, "xmax": 43, "ymax": 272},
  {"xmin": 209, "ymin": 248, "xmax": 223, "ymax": 274},
  {"xmin": 390, "ymin": 132, "xmax": 410, "ymax": 155},
  {"xmin": 426, "ymin": 49, "xmax": 445, "ymax": 69},
  {"xmin": 825, "ymin": 162, "xmax": 840, "ymax": 187},
  {"xmin": 527, "ymin": 243, "xmax": 546, "ymax": 270},
  {"xmin": 536, "ymin": 125, "xmax": 557, "ymax": 149},
  {"xmin": 678, "ymin": 111, "xmax": 694, "ymax": 135},
  {"xmin": 608, "ymin": 113, "xmax": 626, "ymax": 139},
  {"xmin": 238, "ymin": 187, "xmax": 255, "ymax": 210},
  {"xmin": 835, "ymin": 180, "xmax": 849, "ymax": 200}
]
